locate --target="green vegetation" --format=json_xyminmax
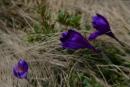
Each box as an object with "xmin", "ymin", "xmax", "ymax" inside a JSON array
[
  {"xmin": 28, "ymin": 40, "xmax": 130, "ymax": 87},
  {"xmin": 25, "ymin": 7, "xmax": 130, "ymax": 86},
  {"xmin": 26, "ymin": 6, "xmax": 55, "ymax": 43},
  {"xmin": 57, "ymin": 10, "xmax": 81, "ymax": 28},
  {"xmin": 1, "ymin": 0, "xmax": 129, "ymax": 86},
  {"xmin": 85, "ymin": 24, "xmax": 91, "ymax": 31},
  {"xmin": 77, "ymin": 41, "xmax": 129, "ymax": 87},
  {"xmin": 128, "ymin": 32, "xmax": 130, "ymax": 35}
]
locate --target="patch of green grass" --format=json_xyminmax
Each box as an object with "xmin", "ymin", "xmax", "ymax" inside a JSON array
[
  {"xmin": 33, "ymin": 22, "xmax": 42, "ymax": 33},
  {"xmin": 68, "ymin": 72, "xmax": 82, "ymax": 87},
  {"xmin": 37, "ymin": 5, "xmax": 50, "ymax": 21},
  {"xmin": 98, "ymin": 67, "xmax": 130, "ymax": 87},
  {"xmin": 26, "ymin": 34, "xmax": 46, "ymax": 43},
  {"xmin": 26, "ymin": 5, "xmax": 56, "ymax": 43},
  {"xmin": 0, "ymin": 39, "xmax": 2, "ymax": 44},
  {"xmin": 36, "ymin": 5, "xmax": 56, "ymax": 34},
  {"xmin": 103, "ymin": 46, "xmax": 125, "ymax": 65},
  {"xmin": 57, "ymin": 10, "xmax": 81, "ymax": 28},
  {"xmin": 26, "ymin": 22, "xmax": 55, "ymax": 43},
  {"xmin": 62, "ymin": 40, "xmax": 130, "ymax": 87},
  {"xmin": 124, "ymin": 47, "xmax": 130, "ymax": 54},
  {"xmin": 29, "ymin": 79, "xmax": 38, "ymax": 87},
  {"xmin": 79, "ymin": 74, "xmax": 103, "ymax": 87},
  {"xmin": 66, "ymin": 70, "xmax": 103, "ymax": 87},
  {"xmin": 128, "ymin": 32, "xmax": 130, "ymax": 35},
  {"xmin": 85, "ymin": 24, "xmax": 91, "ymax": 31}
]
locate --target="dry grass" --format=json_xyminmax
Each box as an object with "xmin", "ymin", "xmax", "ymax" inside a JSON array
[{"xmin": 0, "ymin": 0, "xmax": 130, "ymax": 87}]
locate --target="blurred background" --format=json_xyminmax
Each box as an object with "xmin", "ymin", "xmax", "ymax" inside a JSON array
[{"xmin": 0, "ymin": 0, "xmax": 130, "ymax": 87}]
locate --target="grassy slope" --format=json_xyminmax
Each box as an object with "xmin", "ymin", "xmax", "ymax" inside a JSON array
[{"xmin": 0, "ymin": 0, "xmax": 130, "ymax": 87}]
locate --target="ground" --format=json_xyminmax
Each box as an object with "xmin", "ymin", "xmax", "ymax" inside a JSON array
[{"xmin": 0, "ymin": 0, "xmax": 130, "ymax": 87}]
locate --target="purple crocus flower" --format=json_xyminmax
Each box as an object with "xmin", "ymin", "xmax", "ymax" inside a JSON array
[
  {"xmin": 88, "ymin": 13, "xmax": 124, "ymax": 46},
  {"xmin": 13, "ymin": 59, "xmax": 29, "ymax": 79},
  {"xmin": 60, "ymin": 29, "xmax": 97, "ymax": 51}
]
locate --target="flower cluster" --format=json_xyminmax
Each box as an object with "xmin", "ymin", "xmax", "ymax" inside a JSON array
[
  {"xmin": 60, "ymin": 13, "xmax": 124, "ymax": 51},
  {"xmin": 88, "ymin": 14, "xmax": 124, "ymax": 46},
  {"xmin": 12, "ymin": 13, "xmax": 124, "ymax": 79}
]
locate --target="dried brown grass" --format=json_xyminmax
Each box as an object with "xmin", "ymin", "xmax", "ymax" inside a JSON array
[{"xmin": 0, "ymin": 0, "xmax": 130, "ymax": 87}]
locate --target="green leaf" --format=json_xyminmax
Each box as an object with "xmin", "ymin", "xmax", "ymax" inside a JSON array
[{"xmin": 33, "ymin": 23, "xmax": 42, "ymax": 33}]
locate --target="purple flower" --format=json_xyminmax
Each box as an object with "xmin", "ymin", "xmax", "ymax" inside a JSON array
[
  {"xmin": 60, "ymin": 29, "xmax": 96, "ymax": 51},
  {"xmin": 92, "ymin": 13, "xmax": 110, "ymax": 33},
  {"xmin": 88, "ymin": 13, "xmax": 124, "ymax": 46},
  {"xmin": 13, "ymin": 59, "xmax": 29, "ymax": 79}
]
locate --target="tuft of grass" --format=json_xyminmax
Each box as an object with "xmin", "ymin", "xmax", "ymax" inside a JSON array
[
  {"xmin": 57, "ymin": 10, "xmax": 81, "ymax": 28},
  {"xmin": 26, "ymin": 34, "xmax": 47, "ymax": 43},
  {"xmin": 103, "ymin": 45, "xmax": 125, "ymax": 65},
  {"xmin": 85, "ymin": 24, "xmax": 91, "ymax": 31},
  {"xmin": 37, "ymin": 5, "xmax": 56, "ymax": 34},
  {"xmin": 62, "ymin": 40, "xmax": 130, "ymax": 87},
  {"xmin": 33, "ymin": 22, "xmax": 43, "ymax": 34},
  {"xmin": 32, "ymin": 21, "xmax": 55, "ymax": 35},
  {"xmin": 68, "ymin": 71, "xmax": 82, "ymax": 87},
  {"xmin": 97, "ymin": 66, "xmax": 130, "ymax": 87},
  {"xmin": 26, "ymin": 5, "xmax": 56, "ymax": 43},
  {"xmin": 128, "ymin": 32, "xmax": 130, "ymax": 35},
  {"xmin": 42, "ymin": 39, "xmax": 130, "ymax": 87},
  {"xmin": 79, "ymin": 73, "xmax": 103, "ymax": 87}
]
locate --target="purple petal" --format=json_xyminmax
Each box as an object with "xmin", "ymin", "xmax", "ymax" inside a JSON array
[
  {"xmin": 60, "ymin": 29, "xmax": 96, "ymax": 51},
  {"xmin": 62, "ymin": 32, "xmax": 68, "ymax": 37},
  {"xmin": 13, "ymin": 59, "xmax": 28, "ymax": 79},
  {"xmin": 13, "ymin": 66, "xmax": 28, "ymax": 79},
  {"xmin": 18, "ymin": 59, "xmax": 28, "ymax": 72},
  {"xmin": 88, "ymin": 31, "xmax": 103, "ymax": 41},
  {"xmin": 92, "ymin": 13, "xmax": 110, "ymax": 33}
]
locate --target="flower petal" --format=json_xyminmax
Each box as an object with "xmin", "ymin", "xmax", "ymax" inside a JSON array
[
  {"xmin": 13, "ymin": 59, "xmax": 28, "ymax": 79},
  {"xmin": 18, "ymin": 59, "xmax": 28, "ymax": 72},
  {"xmin": 92, "ymin": 13, "xmax": 110, "ymax": 33},
  {"xmin": 88, "ymin": 31, "xmax": 103, "ymax": 40},
  {"xmin": 60, "ymin": 29, "xmax": 96, "ymax": 50},
  {"xmin": 13, "ymin": 65, "xmax": 28, "ymax": 78}
]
